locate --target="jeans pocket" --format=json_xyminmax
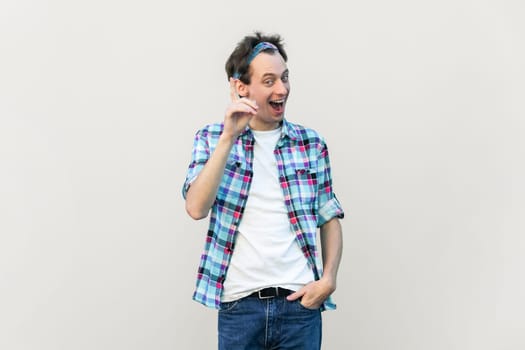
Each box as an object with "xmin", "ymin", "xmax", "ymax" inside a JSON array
[
  {"xmin": 297, "ymin": 299, "xmax": 320, "ymax": 311},
  {"xmin": 219, "ymin": 299, "xmax": 241, "ymax": 313}
]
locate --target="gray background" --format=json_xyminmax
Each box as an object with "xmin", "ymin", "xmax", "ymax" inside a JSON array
[{"xmin": 1, "ymin": 0, "xmax": 524, "ymax": 349}]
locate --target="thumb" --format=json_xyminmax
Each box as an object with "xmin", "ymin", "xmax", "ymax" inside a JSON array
[{"xmin": 286, "ymin": 289, "xmax": 305, "ymax": 301}]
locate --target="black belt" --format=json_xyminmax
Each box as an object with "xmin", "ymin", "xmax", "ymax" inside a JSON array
[{"xmin": 248, "ymin": 287, "xmax": 294, "ymax": 299}]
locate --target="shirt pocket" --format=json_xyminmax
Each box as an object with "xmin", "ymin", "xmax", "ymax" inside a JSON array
[
  {"xmin": 225, "ymin": 153, "xmax": 243, "ymax": 172},
  {"xmin": 284, "ymin": 163, "xmax": 317, "ymax": 205},
  {"xmin": 219, "ymin": 153, "xmax": 251, "ymax": 202}
]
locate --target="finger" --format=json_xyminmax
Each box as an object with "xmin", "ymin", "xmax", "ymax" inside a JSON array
[
  {"xmin": 228, "ymin": 102, "xmax": 257, "ymax": 117},
  {"xmin": 229, "ymin": 77, "xmax": 239, "ymax": 102},
  {"xmin": 286, "ymin": 289, "xmax": 305, "ymax": 301},
  {"xmin": 232, "ymin": 108, "xmax": 256, "ymax": 118},
  {"xmin": 238, "ymin": 98, "xmax": 258, "ymax": 112}
]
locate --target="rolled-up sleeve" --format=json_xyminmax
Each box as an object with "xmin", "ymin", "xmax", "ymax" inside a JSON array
[
  {"xmin": 182, "ymin": 129, "xmax": 210, "ymax": 199},
  {"xmin": 316, "ymin": 141, "xmax": 344, "ymax": 227}
]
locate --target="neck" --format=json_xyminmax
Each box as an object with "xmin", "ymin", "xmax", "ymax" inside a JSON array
[{"xmin": 249, "ymin": 120, "xmax": 282, "ymax": 131}]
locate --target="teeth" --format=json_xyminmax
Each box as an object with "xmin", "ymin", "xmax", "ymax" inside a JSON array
[{"xmin": 271, "ymin": 99, "xmax": 285, "ymax": 104}]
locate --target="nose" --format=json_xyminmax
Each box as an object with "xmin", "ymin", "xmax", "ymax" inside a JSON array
[{"xmin": 274, "ymin": 78, "xmax": 289, "ymax": 96}]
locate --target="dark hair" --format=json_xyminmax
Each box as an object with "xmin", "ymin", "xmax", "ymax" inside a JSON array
[{"xmin": 225, "ymin": 31, "xmax": 288, "ymax": 84}]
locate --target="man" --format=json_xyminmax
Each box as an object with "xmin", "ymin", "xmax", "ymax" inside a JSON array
[{"xmin": 182, "ymin": 32, "xmax": 344, "ymax": 350}]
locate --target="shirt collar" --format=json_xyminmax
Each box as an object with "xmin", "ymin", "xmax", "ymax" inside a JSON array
[
  {"xmin": 239, "ymin": 119, "xmax": 299, "ymax": 141},
  {"xmin": 280, "ymin": 119, "xmax": 299, "ymax": 141}
]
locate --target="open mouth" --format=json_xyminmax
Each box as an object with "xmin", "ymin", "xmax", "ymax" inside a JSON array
[{"xmin": 269, "ymin": 98, "xmax": 286, "ymax": 110}]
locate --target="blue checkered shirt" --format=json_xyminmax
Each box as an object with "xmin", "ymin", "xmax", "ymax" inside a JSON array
[{"xmin": 182, "ymin": 119, "xmax": 344, "ymax": 310}]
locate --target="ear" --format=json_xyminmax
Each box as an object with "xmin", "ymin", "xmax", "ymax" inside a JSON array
[{"xmin": 236, "ymin": 80, "xmax": 249, "ymax": 98}]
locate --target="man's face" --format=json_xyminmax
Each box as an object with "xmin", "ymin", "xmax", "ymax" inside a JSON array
[{"xmin": 243, "ymin": 52, "xmax": 290, "ymax": 131}]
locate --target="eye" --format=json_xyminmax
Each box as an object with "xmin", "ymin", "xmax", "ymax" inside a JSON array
[
  {"xmin": 282, "ymin": 74, "xmax": 289, "ymax": 83},
  {"xmin": 264, "ymin": 79, "xmax": 274, "ymax": 86}
]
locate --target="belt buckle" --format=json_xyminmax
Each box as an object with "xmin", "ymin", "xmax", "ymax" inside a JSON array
[{"xmin": 258, "ymin": 287, "xmax": 278, "ymax": 299}]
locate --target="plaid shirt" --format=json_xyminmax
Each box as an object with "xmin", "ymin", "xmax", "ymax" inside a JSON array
[{"xmin": 182, "ymin": 119, "xmax": 344, "ymax": 310}]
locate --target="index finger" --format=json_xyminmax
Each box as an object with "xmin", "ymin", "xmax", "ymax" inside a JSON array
[{"xmin": 229, "ymin": 77, "xmax": 240, "ymax": 102}]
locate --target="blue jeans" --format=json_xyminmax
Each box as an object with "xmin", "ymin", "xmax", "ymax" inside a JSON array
[{"xmin": 218, "ymin": 295, "xmax": 322, "ymax": 350}]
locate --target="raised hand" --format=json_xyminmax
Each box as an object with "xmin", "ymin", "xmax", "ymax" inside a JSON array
[{"xmin": 222, "ymin": 78, "xmax": 258, "ymax": 140}]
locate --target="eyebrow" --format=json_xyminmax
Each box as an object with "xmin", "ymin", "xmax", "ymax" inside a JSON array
[{"xmin": 261, "ymin": 69, "xmax": 289, "ymax": 78}]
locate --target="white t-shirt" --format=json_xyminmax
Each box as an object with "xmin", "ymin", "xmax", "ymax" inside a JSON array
[{"xmin": 221, "ymin": 128, "xmax": 314, "ymax": 302}]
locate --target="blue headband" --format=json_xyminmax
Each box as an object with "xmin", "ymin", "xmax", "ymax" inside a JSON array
[{"xmin": 233, "ymin": 42, "xmax": 278, "ymax": 79}]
